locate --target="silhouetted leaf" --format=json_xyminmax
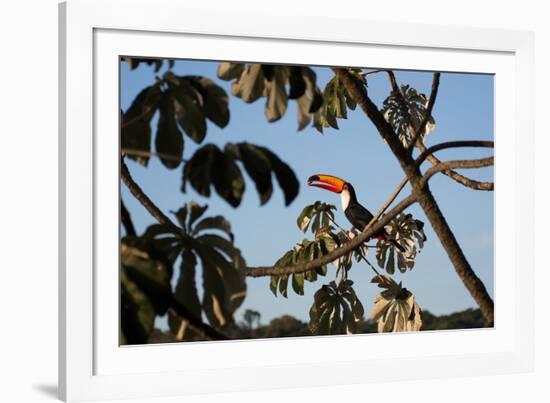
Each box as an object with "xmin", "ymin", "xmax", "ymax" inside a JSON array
[
  {"xmin": 169, "ymin": 250, "xmax": 201, "ymax": 340},
  {"xmin": 193, "ymin": 216, "xmax": 234, "ymax": 241},
  {"xmin": 121, "ymin": 241, "xmax": 172, "ymax": 315},
  {"xmin": 121, "ymin": 84, "xmax": 162, "ymax": 165},
  {"xmin": 121, "ymin": 268, "xmax": 155, "ymax": 344},
  {"xmin": 156, "ymin": 93, "xmax": 184, "ymax": 169},
  {"xmin": 186, "ymin": 76, "xmax": 230, "ymax": 128}
]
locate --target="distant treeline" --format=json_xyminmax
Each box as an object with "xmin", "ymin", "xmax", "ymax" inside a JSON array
[{"xmin": 147, "ymin": 308, "xmax": 485, "ymax": 344}]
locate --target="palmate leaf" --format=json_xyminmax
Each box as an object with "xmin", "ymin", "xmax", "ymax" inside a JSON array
[
  {"xmin": 375, "ymin": 213, "xmax": 427, "ymax": 274},
  {"xmin": 121, "ymin": 83, "xmax": 162, "ymax": 166},
  {"xmin": 381, "ymin": 84, "xmax": 436, "ymax": 147},
  {"xmin": 120, "ymin": 238, "xmax": 173, "ymax": 344},
  {"xmin": 296, "ymin": 201, "xmax": 336, "ymax": 235},
  {"xmin": 141, "ymin": 202, "xmax": 246, "ymax": 333},
  {"xmin": 370, "ymin": 275, "xmax": 422, "ymax": 332},
  {"xmin": 217, "ymin": 62, "xmax": 323, "ymax": 130},
  {"xmin": 313, "ymin": 69, "xmax": 365, "ymax": 133},
  {"xmin": 182, "ymin": 142, "xmax": 299, "ymax": 208},
  {"xmin": 309, "ymin": 280, "xmax": 364, "ymax": 335},
  {"xmin": 122, "ymin": 68, "xmax": 229, "ymax": 169}
]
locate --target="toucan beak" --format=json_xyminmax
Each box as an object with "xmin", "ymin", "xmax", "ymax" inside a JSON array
[{"xmin": 307, "ymin": 174, "xmax": 346, "ymax": 193}]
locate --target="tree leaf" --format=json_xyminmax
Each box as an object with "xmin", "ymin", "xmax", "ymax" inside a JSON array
[
  {"xmin": 121, "ymin": 84, "xmax": 162, "ymax": 166},
  {"xmin": 186, "ymin": 76, "xmax": 230, "ymax": 128},
  {"xmin": 173, "ymin": 90, "xmax": 207, "ymax": 144},
  {"xmin": 121, "ymin": 241, "xmax": 172, "ymax": 315},
  {"xmin": 155, "ymin": 93, "xmax": 184, "ymax": 169},
  {"xmin": 231, "ymin": 64, "xmax": 265, "ymax": 103},
  {"xmin": 265, "ymin": 67, "xmax": 288, "ymax": 122},
  {"xmin": 120, "ymin": 267, "xmax": 156, "ymax": 344},
  {"xmin": 193, "ymin": 216, "xmax": 234, "ymax": 241},
  {"xmin": 217, "ymin": 62, "xmax": 245, "ymax": 80}
]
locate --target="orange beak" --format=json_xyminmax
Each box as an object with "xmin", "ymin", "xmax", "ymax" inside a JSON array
[{"xmin": 307, "ymin": 174, "xmax": 346, "ymax": 193}]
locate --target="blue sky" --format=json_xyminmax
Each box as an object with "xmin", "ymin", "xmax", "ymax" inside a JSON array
[{"xmin": 120, "ymin": 60, "xmax": 494, "ymax": 325}]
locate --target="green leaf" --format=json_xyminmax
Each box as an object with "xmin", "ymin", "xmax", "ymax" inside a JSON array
[
  {"xmin": 279, "ymin": 275, "xmax": 289, "ymax": 298},
  {"xmin": 291, "ymin": 272, "xmax": 305, "ymax": 295},
  {"xmin": 270, "ymin": 275, "xmax": 280, "ymax": 297},
  {"xmin": 296, "ymin": 205, "xmax": 315, "ymax": 233},
  {"xmin": 155, "ymin": 93, "xmax": 184, "ymax": 169}
]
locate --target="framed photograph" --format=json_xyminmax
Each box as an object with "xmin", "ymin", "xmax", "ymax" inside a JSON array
[{"xmin": 59, "ymin": 0, "xmax": 534, "ymax": 401}]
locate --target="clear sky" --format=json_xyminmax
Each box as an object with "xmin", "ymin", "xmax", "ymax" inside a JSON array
[{"xmin": 120, "ymin": 59, "xmax": 494, "ymax": 326}]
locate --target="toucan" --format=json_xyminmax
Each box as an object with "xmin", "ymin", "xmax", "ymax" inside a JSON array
[{"xmin": 307, "ymin": 174, "xmax": 405, "ymax": 252}]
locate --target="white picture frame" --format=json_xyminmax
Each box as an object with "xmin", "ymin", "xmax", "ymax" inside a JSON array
[{"xmin": 59, "ymin": 0, "xmax": 534, "ymax": 401}]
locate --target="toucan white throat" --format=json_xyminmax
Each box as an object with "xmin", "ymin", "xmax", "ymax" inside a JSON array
[{"xmin": 341, "ymin": 189, "xmax": 351, "ymax": 211}]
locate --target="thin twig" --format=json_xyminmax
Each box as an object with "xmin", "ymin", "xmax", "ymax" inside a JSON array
[
  {"xmin": 409, "ymin": 72, "xmax": 440, "ymax": 151},
  {"xmin": 416, "ymin": 139, "xmax": 494, "ymax": 191},
  {"xmin": 327, "ymin": 217, "xmax": 381, "ymax": 276},
  {"xmin": 420, "ymin": 157, "xmax": 494, "ymax": 186}
]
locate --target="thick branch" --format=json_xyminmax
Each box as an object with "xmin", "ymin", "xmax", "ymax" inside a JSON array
[
  {"xmin": 242, "ymin": 194, "xmax": 417, "ymax": 277},
  {"xmin": 332, "ymin": 68, "xmax": 412, "ymax": 166},
  {"xmin": 416, "ymin": 140, "xmax": 494, "ymax": 191},
  {"xmin": 338, "ymin": 70, "xmax": 494, "ymax": 325}
]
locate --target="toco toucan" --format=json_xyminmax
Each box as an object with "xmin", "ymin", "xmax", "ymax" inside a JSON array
[{"xmin": 307, "ymin": 174, "xmax": 405, "ymax": 252}]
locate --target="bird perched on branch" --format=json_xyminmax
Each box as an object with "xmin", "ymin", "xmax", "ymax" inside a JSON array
[{"xmin": 307, "ymin": 174, "xmax": 405, "ymax": 252}]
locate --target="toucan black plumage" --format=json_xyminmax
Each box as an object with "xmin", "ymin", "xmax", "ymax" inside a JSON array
[{"xmin": 307, "ymin": 174, "xmax": 405, "ymax": 252}]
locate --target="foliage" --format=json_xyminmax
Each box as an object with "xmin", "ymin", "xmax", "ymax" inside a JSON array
[
  {"xmin": 309, "ymin": 280, "xmax": 364, "ymax": 335},
  {"xmin": 371, "ymin": 275, "xmax": 422, "ymax": 332},
  {"xmin": 375, "ymin": 213, "xmax": 427, "ymax": 274},
  {"xmin": 118, "ymin": 56, "xmax": 488, "ymax": 344},
  {"xmin": 313, "ymin": 69, "xmax": 366, "ymax": 133},
  {"xmin": 381, "ymin": 84, "xmax": 436, "ymax": 146},
  {"xmin": 121, "ymin": 70, "xmax": 230, "ymax": 168},
  {"xmin": 182, "ymin": 142, "xmax": 299, "ymax": 208},
  {"xmin": 217, "ymin": 62, "xmax": 323, "ymax": 130}
]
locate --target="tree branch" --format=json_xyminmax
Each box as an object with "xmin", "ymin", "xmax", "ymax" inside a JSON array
[
  {"xmin": 420, "ymin": 157, "xmax": 494, "ymax": 186},
  {"xmin": 242, "ymin": 194, "xmax": 417, "ymax": 277},
  {"xmin": 169, "ymin": 298, "xmax": 229, "ymax": 341},
  {"xmin": 121, "ymin": 159, "xmax": 182, "ymax": 234},
  {"xmin": 416, "ymin": 139, "xmax": 494, "ymax": 191},
  {"xmin": 409, "ymin": 72, "xmax": 440, "ymax": 150},
  {"xmin": 120, "ymin": 199, "xmax": 136, "ymax": 236},
  {"xmin": 332, "ymin": 68, "xmax": 413, "ymax": 166}
]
